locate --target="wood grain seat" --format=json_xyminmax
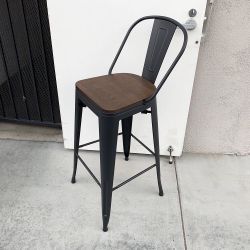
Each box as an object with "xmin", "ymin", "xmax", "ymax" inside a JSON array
[{"xmin": 76, "ymin": 73, "xmax": 156, "ymax": 113}]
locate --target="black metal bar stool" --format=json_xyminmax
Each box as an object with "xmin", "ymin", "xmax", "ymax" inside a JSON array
[{"xmin": 71, "ymin": 15, "xmax": 188, "ymax": 232}]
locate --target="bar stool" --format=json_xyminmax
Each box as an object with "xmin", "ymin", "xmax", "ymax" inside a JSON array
[{"xmin": 71, "ymin": 15, "xmax": 188, "ymax": 232}]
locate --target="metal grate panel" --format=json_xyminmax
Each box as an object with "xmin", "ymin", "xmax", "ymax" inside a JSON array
[
  {"xmin": 0, "ymin": 0, "xmax": 61, "ymax": 126},
  {"xmin": 7, "ymin": 0, "xmax": 41, "ymax": 121},
  {"xmin": 22, "ymin": 0, "xmax": 53, "ymax": 122},
  {"xmin": 0, "ymin": 38, "xmax": 16, "ymax": 118},
  {"xmin": 0, "ymin": 91, "xmax": 4, "ymax": 117},
  {"xmin": 0, "ymin": 0, "xmax": 28, "ymax": 120},
  {"xmin": 38, "ymin": 0, "xmax": 61, "ymax": 123}
]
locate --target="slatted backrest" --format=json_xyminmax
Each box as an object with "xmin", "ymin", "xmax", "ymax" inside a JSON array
[{"xmin": 142, "ymin": 20, "xmax": 177, "ymax": 83}]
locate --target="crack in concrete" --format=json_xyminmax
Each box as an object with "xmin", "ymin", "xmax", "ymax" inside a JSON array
[{"xmin": 174, "ymin": 157, "xmax": 188, "ymax": 250}]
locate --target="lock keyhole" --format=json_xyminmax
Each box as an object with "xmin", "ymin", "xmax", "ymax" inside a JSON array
[{"xmin": 189, "ymin": 9, "xmax": 197, "ymax": 17}]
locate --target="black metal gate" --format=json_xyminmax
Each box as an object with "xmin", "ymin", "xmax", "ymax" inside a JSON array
[{"xmin": 0, "ymin": 0, "xmax": 61, "ymax": 126}]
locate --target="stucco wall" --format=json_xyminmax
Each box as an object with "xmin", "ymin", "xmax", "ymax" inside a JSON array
[{"xmin": 184, "ymin": 0, "xmax": 250, "ymax": 155}]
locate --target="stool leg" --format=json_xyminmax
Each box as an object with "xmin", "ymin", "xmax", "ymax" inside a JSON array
[
  {"xmin": 151, "ymin": 99, "xmax": 164, "ymax": 196},
  {"xmin": 99, "ymin": 117, "xmax": 119, "ymax": 232},
  {"xmin": 71, "ymin": 96, "xmax": 83, "ymax": 183},
  {"xmin": 122, "ymin": 116, "xmax": 133, "ymax": 161}
]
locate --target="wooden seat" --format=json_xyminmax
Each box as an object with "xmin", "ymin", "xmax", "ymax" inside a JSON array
[{"xmin": 76, "ymin": 73, "xmax": 156, "ymax": 113}]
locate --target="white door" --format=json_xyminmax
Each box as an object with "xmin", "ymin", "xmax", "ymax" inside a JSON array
[{"xmin": 47, "ymin": 0, "xmax": 207, "ymax": 156}]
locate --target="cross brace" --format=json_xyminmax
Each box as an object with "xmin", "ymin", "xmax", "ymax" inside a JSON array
[{"xmin": 76, "ymin": 132, "xmax": 156, "ymax": 192}]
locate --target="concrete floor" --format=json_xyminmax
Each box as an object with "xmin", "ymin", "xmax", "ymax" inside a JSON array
[{"xmin": 0, "ymin": 139, "xmax": 249, "ymax": 250}]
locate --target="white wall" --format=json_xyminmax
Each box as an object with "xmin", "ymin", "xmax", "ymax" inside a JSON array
[
  {"xmin": 184, "ymin": 0, "xmax": 250, "ymax": 155},
  {"xmin": 47, "ymin": 0, "xmax": 207, "ymax": 156}
]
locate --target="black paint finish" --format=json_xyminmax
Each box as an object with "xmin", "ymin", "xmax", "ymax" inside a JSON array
[{"xmin": 72, "ymin": 16, "xmax": 188, "ymax": 232}]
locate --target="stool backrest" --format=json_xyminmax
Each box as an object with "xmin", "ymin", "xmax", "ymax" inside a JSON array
[
  {"xmin": 109, "ymin": 16, "xmax": 188, "ymax": 102},
  {"xmin": 142, "ymin": 19, "xmax": 177, "ymax": 83}
]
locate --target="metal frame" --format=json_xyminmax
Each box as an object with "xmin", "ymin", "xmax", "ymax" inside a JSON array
[
  {"xmin": 72, "ymin": 15, "xmax": 188, "ymax": 232},
  {"xmin": 109, "ymin": 15, "xmax": 188, "ymax": 102}
]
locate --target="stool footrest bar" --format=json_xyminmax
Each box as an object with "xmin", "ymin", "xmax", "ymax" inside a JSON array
[
  {"xmin": 112, "ymin": 163, "xmax": 156, "ymax": 191},
  {"xmin": 76, "ymin": 153, "xmax": 101, "ymax": 187},
  {"xmin": 78, "ymin": 132, "xmax": 123, "ymax": 148},
  {"xmin": 131, "ymin": 134, "xmax": 155, "ymax": 155}
]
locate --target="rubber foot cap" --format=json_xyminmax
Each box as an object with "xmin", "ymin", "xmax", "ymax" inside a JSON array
[
  {"xmin": 125, "ymin": 156, "xmax": 129, "ymax": 161},
  {"xmin": 159, "ymin": 190, "xmax": 164, "ymax": 196},
  {"xmin": 71, "ymin": 178, "xmax": 76, "ymax": 184},
  {"xmin": 103, "ymin": 227, "xmax": 108, "ymax": 232}
]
